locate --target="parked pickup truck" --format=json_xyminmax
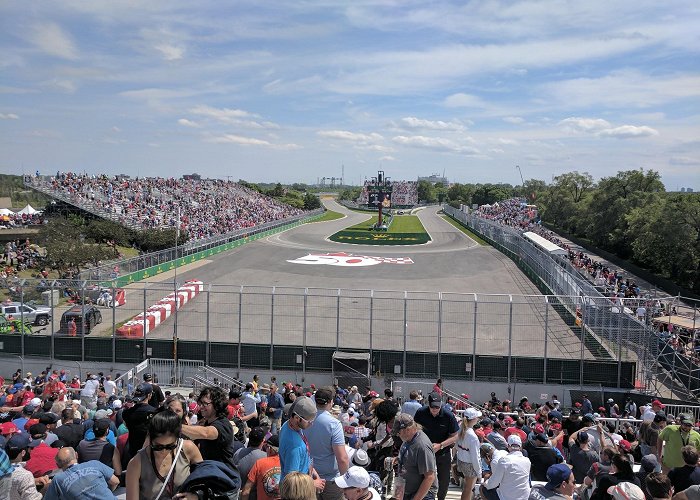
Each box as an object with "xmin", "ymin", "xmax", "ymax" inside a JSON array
[{"xmin": 0, "ymin": 302, "xmax": 52, "ymax": 326}]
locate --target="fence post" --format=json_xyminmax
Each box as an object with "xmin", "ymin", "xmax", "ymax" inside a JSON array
[
  {"xmin": 20, "ymin": 280, "xmax": 25, "ymax": 362},
  {"xmin": 238, "ymin": 286, "xmax": 243, "ymax": 378},
  {"xmin": 205, "ymin": 284, "xmax": 211, "ymax": 367},
  {"xmin": 303, "ymin": 288, "xmax": 308, "ymax": 382},
  {"xmin": 544, "ymin": 296, "xmax": 549, "ymax": 385},
  {"xmin": 580, "ymin": 298, "xmax": 585, "ymax": 387},
  {"xmin": 112, "ymin": 284, "xmax": 116, "ymax": 366},
  {"xmin": 50, "ymin": 280, "xmax": 57, "ymax": 359},
  {"xmin": 369, "ymin": 291, "xmax": 374, "ymax": 368},
  {"xmin": 472, "ymin": 294, "xmax": 478, "ymax": 382},
  {"xmin": 508, "ymin": 295, "xmax": 513, "ymax": 387},
  {"xmin": 142, "ymin": 286, "xmax": 147, "ymax": 362},
  {"xmin": 403, "ymin": 291, "xmax": 407, "ymax": 378},
  {"xmin": 270, "ymin": 287, "xmax": 275, "ymax": 372},
  {"xmin": 336, "ymin": 289, "xmax": 341, "ymax": 351},
  {"xmin": 81, "ymin": 281, "xmax": 86, "ymax": 362},
  {"xmin": 617, "ymin": 312, "xmax": 623, "ymax": 388},
  {"xmin": 437, "ymin": 293, "xmax": 442, "ymax": 379}
]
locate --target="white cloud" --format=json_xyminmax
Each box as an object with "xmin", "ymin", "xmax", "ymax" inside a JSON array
[
  {"xmin": 379, "ymin": 156, "xmax": 396, "ymax": 162},
  {"xmin": 497, "ymin": 138, "xmax": 519, "ymax": 146},
  {"xmin": 503, "ymin": 116, "xmax": 525, "ymax": 124},
  {"xmin": 0, "ymin": 113, "xmax": 19, "ymax": 120},
  {"xmin": 317, "ymin": 130, "xmax": 384, "ymax": 143},
  {"xmin": 559, "ymin": 117, "xmax": 612, "ymax": 133},
  {"xmin": 598, "ymin": 125, "xmax": 659, "ymax": 139},
  {"xmin": 155, "ymin": 44, "xmax": 184, "ymax": 61},
  {"xmin": 177, "ymin": 118, "xmax": 201, "ymax": 128},
  {"xmin": 559, "ymin": 117, "xmax": 658, "ymax": 139},
  {"xmin": 443, "ymin": 93, "xmax": 487, "ymax": 108},
  {"xmin": 393, "ymin": 116, "xmax": 466, "ymax": 131},
  {"xmin": 205, "ymin": 133, "xmax": 300, "ymax": 150},
  {"xmin": 190, "ymin": 105, "xmax": 254, "ymax": 120},
  {"xmin": 392, "ymin": 135, "xmax": 479, "ymax": 155},
  {"xmin": 111, "ymin": 126, "xmax": 121, "ymax": 133},
  {"xmin": 29, "ymin": 22, "xmax": 78, "ymax": 60}
]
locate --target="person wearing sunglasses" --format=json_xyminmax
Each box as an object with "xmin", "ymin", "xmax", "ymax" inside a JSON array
[
  {"xmin": 125, "ymin": 409, "xmax": 202, "ymax": 500},
  {"xmin": 279, "ymin": 396, "xmax": 326, "ymax": 492}
]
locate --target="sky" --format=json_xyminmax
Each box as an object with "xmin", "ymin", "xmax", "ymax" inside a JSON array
[{"xmin": 1, "ymin": 1, "xmax": 699, "ymax": 190}]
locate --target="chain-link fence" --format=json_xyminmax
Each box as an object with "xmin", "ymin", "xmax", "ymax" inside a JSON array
[
  {"xmin": 1, "ymin": 278, "xmax": 647, "ymax": 388},
  {"xmin": 443, "ymin": 204, "xmax": 700, "ymax": 397}
]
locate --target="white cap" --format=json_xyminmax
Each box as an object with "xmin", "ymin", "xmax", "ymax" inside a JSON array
[
  {"xmin": 352, "ymin": 449, "xmax": 370, "ymax": 467},
  {"xmin": 30, "ymin": 398, "xmax": 42, "ymax": 407},
  {"xmin": 507, "ymin": 434, "xmax": 522, "ymax": 447},
  {"xmin": 607, "ymin": 482, "xmax": 645, "ymax": 500},
  {"xmin": 112, "ymin": 400, "xmax": 122, "ymax": 409},
  {"xmin": 465, "ymin": 408, "xmax": 482, "ymax": 420},
  {"xmin": 335, "ymin": 466, "xmax": 370, "ymax": 489}
]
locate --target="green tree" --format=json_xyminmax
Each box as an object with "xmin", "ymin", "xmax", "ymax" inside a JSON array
[
  {"xmin": 37, "ymin": 218, "xmax": 114, "ymax": 273},
  {"xmin": 417, "ymin": 180, "xmax": 436, "ymax": 203},
  {"xmin": 268, "ymin": 183, "xmax": 285, "ymax": 198},
  {"xmin": 472, "ymin": 184, "xmax": 513, "ymax": 206},
  {"xmin": 303, "ymin": 192, "xmax": 321, "ymax": 210},
  {"xmin": 447, "ymin": 183, "xmax": 475, "ymax": 205},
  {"xmin": 339, "ymin": 187, "xmax": 362, "ymax": 201},
  {"xmin": 539, "ymin": 172, "xmax": 594, "ymax": 233}
]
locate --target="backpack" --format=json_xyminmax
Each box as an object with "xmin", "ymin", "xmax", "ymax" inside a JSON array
[{"xmin": 178, "ymin": 460, "xmax": 241, "ymax": 500}]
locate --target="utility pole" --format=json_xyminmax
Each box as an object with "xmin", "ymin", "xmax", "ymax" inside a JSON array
[
  {"xmin": 173, "ymin": 206, "xmax": 180, "ymax": 380},
  {"xmin": 516, "ymin": 165, "xmax": 525, "ymax": 186}
]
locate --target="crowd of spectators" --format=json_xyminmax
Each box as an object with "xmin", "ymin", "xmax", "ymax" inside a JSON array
[
  {"xmin": 0, "ymin": 213, "xmax": 44, "ymax": 230},
  {"xmin": 29, "ymin": 172, "xmax": 304, "ymax": 241},
  {"xmin": 3, "ymin": 369, "xmax": 700, "ymax": 500}
]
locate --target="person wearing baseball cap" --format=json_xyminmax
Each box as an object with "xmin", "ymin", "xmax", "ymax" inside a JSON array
[
  {"xmin": 481, "ymin": 434, "xmax": 531, "ymax": 500},
  {"xmin": 334, "ymin": 466, "xmax": 381, "ymax": 500},
  {"xmin": 121, "ymin": 382, "xmax": 156, "ymax": 463},
  {"xmin": 455, "ymin": 407, "xmax": 482, "ymax": 500},
  {"xmin": 414, "ymin": 392, "xmax": 459, "ymax": 500},
  {"xmin": 528, "ymin": 463, "xmax": 576, "ymax": 499},
  {"xmin": 241, "ymin": 434, "xmax": 283, "ymax": 500},
  {"xmin": 393, "ymin": 413, "xmax": 438, "ymax": 500},
  {"xmin": 278, "ymin": 396, "xmax": 325, "ymax": 491},
  {"xmin": 658, "ymin": 413, "xmax": 700, "ymax": 472}
]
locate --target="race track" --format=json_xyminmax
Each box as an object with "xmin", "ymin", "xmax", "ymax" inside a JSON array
[{"xmin": 89, "ymin": 201, "xmax": 597, "ymax": 360}]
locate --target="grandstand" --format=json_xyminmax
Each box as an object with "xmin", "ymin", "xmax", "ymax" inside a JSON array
[{"xmin": 25, "ymin": 173, "xmax": 304, "ymax": 240}]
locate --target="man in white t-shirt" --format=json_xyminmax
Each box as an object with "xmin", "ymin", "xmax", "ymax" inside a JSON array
[
  {"xmin": 103, "ymin": 375, "xmax": 117, "ymax": 397},
  {"xmin": 334, "ymin": 466, "xmax": 381, "ymax": 500}
]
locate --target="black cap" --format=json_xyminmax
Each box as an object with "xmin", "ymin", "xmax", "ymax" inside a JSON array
[
  {"xmin": 143, "ymin": 373, "xmax": 153, "ymax": 381},
  {"xmin": 132, "ymin": 383, "xmax": 153, "ymax": 402},
  {"xmin": 38, "ymin": 413, "xmax": 60, "ymax": 425},
  {"xmin": 266, "ymin": 434, "xmax": 280, "ymax": 448},
  {"xmin": 428, "ymin": 392, "xmax": 442, "ymax": 408}
]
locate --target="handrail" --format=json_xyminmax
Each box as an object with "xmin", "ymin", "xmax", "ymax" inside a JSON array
[{"xmin": 198, "ymin": 365, "xmax": 243, "ymax": 390}]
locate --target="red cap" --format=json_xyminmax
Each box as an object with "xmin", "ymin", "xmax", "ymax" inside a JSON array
[
  {"xmin": 550, "ymin": 423, "xmax": 562, "ymax": 431},
  {"xmin": 0, "ymin": 422, "xmax": 19, "ymax": 435},
  {"xmin": 305, "ymin": 392, "xmax": 312, "ymax": 397},
  {"xmin": 534, "ymin": 424, "xmax": 545, "ymax": 434},
  {"xmin": 652, "ymin": 399, "xmax": 665, "ymax": 409},
  {"xmin": 310, "ymin": 384, "xmax": 316, "ymax": 389},
  {"xmin": 24, "ymin": 419, "xmax": 39, "ymax": 432},
  {"xmin": 618, "ymin": 439, "xmax": 632, "ymax": 452},
  {"xmin": 574, "ymin": 402, "xmax": 582, "ymax": 408},
  {"xmin": 504, "ymin": 416, "xmax": 514, "ymax": 424}
]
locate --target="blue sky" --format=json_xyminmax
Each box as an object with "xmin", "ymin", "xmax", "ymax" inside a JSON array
[{"xmin": 1, "ymin": 1, "xmax": 699, "ymax": 189}]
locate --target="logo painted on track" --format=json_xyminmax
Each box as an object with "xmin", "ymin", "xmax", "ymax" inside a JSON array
[{"xmin": 287, "ymin": 252, "xmax": 414, "ymax": 266}]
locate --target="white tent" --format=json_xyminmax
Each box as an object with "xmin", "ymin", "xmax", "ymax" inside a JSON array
[
  {"xmin": 18, "ymin": 204, "xmax": 39, "ymax": 215},
  {"xmin": 0, "ymin": 208, "xmax": 12, "ymax": 215}
]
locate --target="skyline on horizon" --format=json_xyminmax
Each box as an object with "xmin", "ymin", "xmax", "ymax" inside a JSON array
[{"xmin": 1, "ymin": 2, "xmax": 698, "ymax": 190}]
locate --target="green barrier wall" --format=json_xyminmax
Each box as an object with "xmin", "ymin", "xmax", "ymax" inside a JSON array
[{"xmin": 113, "ymin": 213, "xmax": 323, "ymax": 286}]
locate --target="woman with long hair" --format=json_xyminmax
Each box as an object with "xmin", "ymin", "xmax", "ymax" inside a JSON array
[
  {"xmin": 455, "ymin": 409, "xmax": 482, "ymax": 500},
  {"xmin": 126, "ymin": 409, "xmax": 202, "ymax": 500},
  {"xmin": 280, "ymin": 471, "xmax": 317, "ymax": 500}
]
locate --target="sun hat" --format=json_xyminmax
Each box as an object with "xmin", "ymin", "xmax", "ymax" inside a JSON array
[{"xmin": 335, "ymin": 466, "xmax": 370, "ymax": 489}]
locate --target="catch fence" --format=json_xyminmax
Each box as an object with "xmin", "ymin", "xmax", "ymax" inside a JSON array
[{"xmin": 1, "ymin": 278, "xmax": 645, "ymax": 388}]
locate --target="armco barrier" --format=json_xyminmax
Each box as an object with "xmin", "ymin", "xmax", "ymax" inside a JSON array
[{"xmin": 116, "ymin": 280, "xmax": 203, "ymax": 338}]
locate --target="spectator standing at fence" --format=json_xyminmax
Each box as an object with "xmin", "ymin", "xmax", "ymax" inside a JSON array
[
  {"xmin": 455, "ymin": 408, "xmax": 482, "ymax": 500},
  {"xmin": 80, "ymin": 374, "xmax": 100, "ymax": 410},
  {"xmin": 180, "ymin": 386, "xmax": 236, "ymax": 471},
  {"xmin": 581, "ymin": 395, "xmax": 593, "ymax": 416},
  {"xmin": 639, "ymin": 411, "xmax": 667, "ymax": 457},
  {"xmin": 67, "ymin": 318, "xmax": 76, "ymax": 337},
  {"xmin": 122, "ymin": 383, "xmax": 156, "ymax": 463},
  {"xmin": 414, "ymin": 392, "xmax": 459, "ymax": 500},
  {"xmin": 242, "ymin": 383, "xmax": 262, "ymax": 429},
  {"xmin": 643, "ymin": 400, "xmax": 665, "ymax": 422},
  {"xmin": 267, "ymin": 383, "xmax": 285, "ymax": 435},
  {"xmin": 569, "ymin": 431, "xmax": 599, "ymax": 484},
  {"xmin": 401, "ymin": 391, "xmax": 422, "ymax": 418},
  {"xmin": 304, "ymin": 386, "xmax": 349, "ymax": 500},
  {"xmin": 103, "ymin": 376, "xmax": 116, "ymax": 398},
  {"xmin": 658, "ymin": 414, "xmax": 700, "ymax": 473},
  {"xmin": 524, "ymin": 431, "xmax": 562, "ymax": 482}
]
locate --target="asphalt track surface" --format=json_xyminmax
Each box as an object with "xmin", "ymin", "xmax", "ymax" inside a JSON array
[{"xmin": 85, "ymin": 200, "xmax": 596, "ymax": 360}]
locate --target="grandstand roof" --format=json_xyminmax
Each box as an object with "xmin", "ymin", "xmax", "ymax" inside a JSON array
[{"xmin": 522, "ymin": 231, "xmax": 567, "ymax": 256}]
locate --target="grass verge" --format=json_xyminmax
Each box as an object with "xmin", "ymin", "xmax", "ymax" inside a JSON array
[
  {"xmin": 329, "ymin": 214, "xmax": 430, "ymax": 245},
  {"xmin": 440, "ymin": 215, "xmax": 489, "ymax": 246},
  {"xmin": 306, "ymin": 210, "xmax": 344, "ymax": 223}
]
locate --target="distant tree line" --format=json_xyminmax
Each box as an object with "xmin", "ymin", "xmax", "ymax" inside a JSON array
[
  {"xmin": 339, "ymin": 170, "xmax": 699, "ymax": 293},
  {"xmin": 238, "ymin": 180, "xmax": 320, "ymax": 210}
]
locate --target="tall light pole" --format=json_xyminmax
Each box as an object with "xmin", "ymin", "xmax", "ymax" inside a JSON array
[{"xmin": 516, "ymin": 165, "xmax": 525, "ymax": 186}]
